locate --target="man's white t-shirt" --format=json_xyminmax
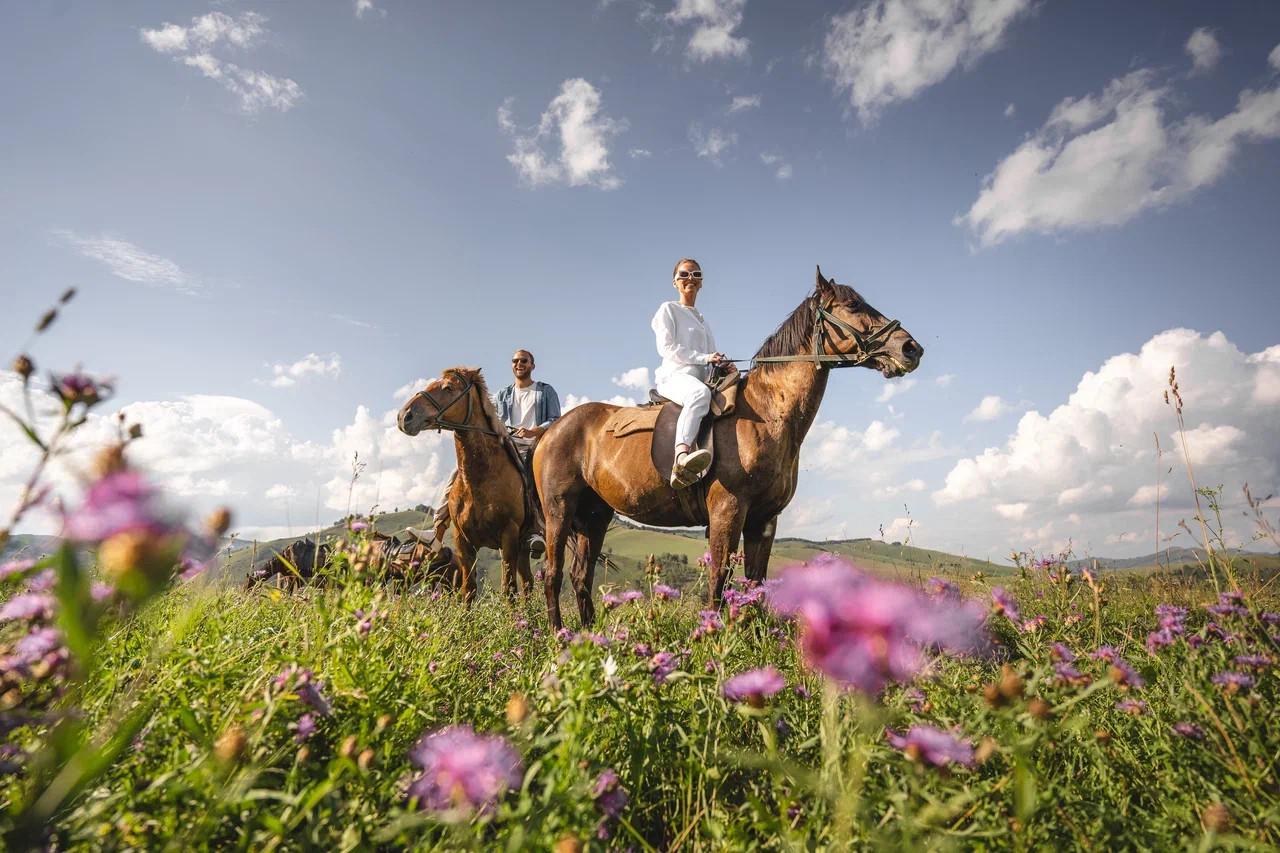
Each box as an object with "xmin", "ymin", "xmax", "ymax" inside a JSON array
[{"xmin": 511, "ymin": 385, "xmax": 538, "ymax": 431}]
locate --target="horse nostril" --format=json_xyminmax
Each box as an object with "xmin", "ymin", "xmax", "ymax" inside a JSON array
[{"xmin": 901, "ymin": 339, "xmax": 922, "ymax": 361}]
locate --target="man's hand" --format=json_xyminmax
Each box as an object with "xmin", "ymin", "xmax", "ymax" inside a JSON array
[
  {"xmin": 707, "ymin": 352, "xmax": 728, "ymax": 366},
  {"xmin": 512, "ymin": 426, "xmax": 545, "ymax": 439}
]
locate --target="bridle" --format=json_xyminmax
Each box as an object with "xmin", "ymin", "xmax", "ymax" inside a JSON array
[
  {"xmin": 407, "ymin": 375, "xmax": 499, "ymax": 435},
  {"xmin": 749, "ymin": 298, "xmax": 902, "ymax": 370}
]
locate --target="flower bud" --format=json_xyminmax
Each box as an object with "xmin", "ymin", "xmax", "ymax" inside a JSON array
[
  {"xmin": 505, "ymin": 693, "xmax": 530, "ymax": 726},
  {"xmin": 375, "ymin": 713, "xmax": 391, "ymax": 733},
  {"xmin": 998, "ymin": 664, "xmax": 1024, "ymax": 700},
  {"xmin": 214, "ymin": 726, "xmax": 247, "ymax": 764},
  {"xmin": 357, "ymin": 748, "xmax": 374, "ymax": 772},
  {"xmin": 128, "ymin": 423, "xmax": 143, "ymax": 440},
  {"xmin": 35, "ymin": 309, "xmax": 57, "ymax": 333},
  {"xmin": 339, "ymin": 734, "xmax": 357, "ymax": 759},
  {"xmin": 1027, "ymin": 697, "xmax": 1052, "ymax": 720},
  {"xmin": 93, "ymin": 444, "xmax": 129, "ymax": 478},
  {"xmin": 59, "ymin": 287, "xmax": 77, "ymax": 304},
  {"xmin": 975, "ymin": 737, "xmax": 999, "ymax": 765},
  {"xmin": 296, "ymin": 746, "xmax": 310, "ymax": 763},
  {"xmin": 206, "ymin": 507, "xmax": 233, "ymax": 538},
  {"xmin": 554, "ymin": 835, "xmax": 584, "ymax": 853},
  {"xmin": 12, "ymin": 354, "xmax": 34, "ymax": 381},
  {"xmin": 1201, "ymin": 803, "xmax": 1231, "ymax": 833}
]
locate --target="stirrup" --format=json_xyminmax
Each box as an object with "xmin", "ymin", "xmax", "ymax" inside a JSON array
[
  {"xmin": 405, "ymin": 526, "xmax": 436, "ymax": 545},
  {"xmin": 671, "ymin": 448, "xmax": 712, "ymax": 489}
]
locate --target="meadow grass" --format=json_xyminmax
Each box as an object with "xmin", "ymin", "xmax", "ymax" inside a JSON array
[{"xmin": 7, "ymin": 555, "xmax": 1275, "ymax": 851}]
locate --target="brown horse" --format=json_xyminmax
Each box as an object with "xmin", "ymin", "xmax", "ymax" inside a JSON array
[
  {"xmin": 533, "ymin": 268, "xmax": 923, "ymax": 629},
  {"xmin": 397, "ymin": 367, "xmax": 536, "ymax": 601},
  {"xmin": 243, "ymin": 534, "xmax": 455, "ymax": 589}
]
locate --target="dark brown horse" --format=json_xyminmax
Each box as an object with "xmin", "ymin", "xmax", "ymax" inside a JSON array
[
  {"xmin": 244, "ymin": 533, "xmax": 455, "ymax": 589},
  {"xmin": 397, "ymin": 367, "xmax": 536, "ymax": 601},
  {"xmin": 533, "ymin": 269, "xmax": 923, "ymax": 629}
]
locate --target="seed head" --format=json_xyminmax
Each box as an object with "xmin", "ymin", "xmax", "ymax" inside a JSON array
[
  {"xmin": 357, "ymin": 748, "xmax": 374, "ymax": 772},
  {"xmin": 339, "ymin": 734, "xmax": 358, "ymax": 759},
  {"xmin": 975, "ymin": 736, "xmax": 999, "ymax": 765},
  {"xmin": 1201, "ymin": 803, "xmax": 1231, "ymax": 833},
  {"xmin": 1027, "ymin": 697, "xmax": 1053, "ymax": 720},
  {"xmin": 998, "ymin": 664, "xmax": 1024, "ymax": 700},
  {"xmin": 35, "ymin": 309, "xmax": 57, "ymax": 333},
  {"xmin": 206, "ymin": 507, "xmax": 233, "ymax": 538},
  {"xmin": 506, "ymin": 693, "xmax": 530, "ymax": 726},
  {"xmin": 554, "ymin": 835, "xmax": 584, "ymax": 853},
  {"xmin": 12, "ymin": 354, "xmax": 34, "ymax": 381},
  {"xmin": 214, "ymin": 726, "xmax": 247, "ymax": 764}
]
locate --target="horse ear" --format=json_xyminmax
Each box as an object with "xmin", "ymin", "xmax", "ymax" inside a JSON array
[{"xmin": 815, "ymin": 265, "xmax": 833, "ymax": 297}]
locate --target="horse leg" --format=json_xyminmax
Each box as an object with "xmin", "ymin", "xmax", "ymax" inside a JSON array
[
  {"xmin": 500, "ymin": 528, "xmax": 521, "ymax": 602},
  {"xmin": 453, "ymin": 534, "xmax": 478, "ymax": 604},
  {"xmin": 742, "ymin": 516, "xmax": 777, "ymax": 583},
  {"xmin": 516, "ymin": 540, "xmax": 535, "ymax": 598},
  {"xmin": 543, "ymin": 492, "xmax": 578, "ymax": 631},
  {"xmin": 570, "ymin": 502, "xmax": 612, "ymax": 628},
  {"xmin": 706, "ymin": 489, "xmax": 746, "ymax": 607}
]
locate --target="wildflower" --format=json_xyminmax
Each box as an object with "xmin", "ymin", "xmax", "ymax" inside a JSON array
[
  {"xmin": 885, "ymin": 725, "xmax": 975, "ymax": 769},
  {"xmin": 722, "ymin": 666, "xmax": 785, "ymax": 707},
  {"xmin": 767, "ymin": 555, "xmax": 988, "ymax": 695},
  {"xmin": 1210, "ymin": 671, "xmax": 1253, "ymax": 693},
  {"xmin": 1172, "ymin": 721, "xmax": 1205, "ymax": 739},
  {"xmin": 407, "ymin": 725, "xmax": 522, "ymax": 816},
  {"xmin": 1090, "ymin": 645, "xmax": 1119, "ymax": 662},
  {"xmin": 1233, "ymin": 654, "xmax": 1272, "ymax": 670},
  {"xmin": 0, "ymin": 592, "xmax": 55, "ymax": 622},
  {"xmin": 904, "ymin": 687, "xmax": 928, "ymax": 713},
  {"xmin": 990, "ymin": 587, "xmax": 1021, "ymax": 624},
  {"xmin": 1115, "ymin": 699, "xmax": 1147, "ymax": 715},
  {"xmin": 926, "ymin": 577, "xmax": 960, "ymax": 599},
  {"xmin": 691, "ymin": 609, "xmax": 723, "ymax": 640},
  {"xmin": 649, "ymin": 651, "xmax": 678, "ymax": 685},
  {"xmin": 12, "ymin": 354, "xmax": 34, "ymax": 381},
  {"xmin": 603, "ymin": 589, "xmax": 643, "ymax": 609},
  {"xmin": 1260, "ymin": 611, "xmax": 1280, "ymax": 626},
  {"xmin": 293, "ymin": 713, "xmax": 317, "ymax": 743},
  {"xmin": 1146, "ymin": 628, "xmax": 1177, "ymax": 653},
  {"xmin": 653, "ymin": 583, "xmax": 680, "ymax": 600},
  {"xmin": 1063, "ymin": 612, "xmax": 1083, "ymax": 627},
  {"xmin": 592, "ymin": 769, "xmax": 629, "ymax": 839},
  {"xmin": 723, "ymin": 584, "xmax": 766, "ymax": 621},
  {"xmin": 51, "ymin": 372, "xmax": 111, "ymax": 408},
  {"xmin": 1049, "ymin": 642, "xmax": 1075, "ymax": 662},
  {"xmin": 1020, "ymin": 615, "xmax": 1047, "ymax": 633},
  {"xmin": 0, "ymin": 559, "xmax": 36, "ymax": 580},
  {"xmin": 1027, "ymin": 697, "xmax": 1053, "ymax": 720},
  {"xmin": 601, "ymin": 655, "xmax": 620, "ymax": 689},
  {"xmin": 349, "ymin": 520, "xmax": 369, "ymax": 532},
  {"xmin": 1155, "ymin": 604, "xmax": 1187, "ymax": 632},
  {"xmin": 505, "ymin": 693, "xmax": 529, "ymax": 726},
  {"xmin": 1054, "ymin": 662, "xmax": 1089, "ymax": 686},
  {"xmin": 214, "ymin": 726, "xmax": 247, "ymax": 763},
  {"xmin": 1108, "ymin": 659, "xmax": 1146, "ymax": 689},
  {"xmin": 698, "ymin": 551, "xmax": 712, "ymax": 568},
  {"xmin": 275, "ymin": 665, "xmax": 333, "ymax": 716},
  {"xmin": 631, "ymin": 643, "xmax": 651, "ymax": 658},
  {"xmin": 1201, "ymin": 803, "xmax": 1231, "ymax": 834}
]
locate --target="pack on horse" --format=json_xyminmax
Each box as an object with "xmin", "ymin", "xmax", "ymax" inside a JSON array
[
  {"xmin": 243, "ymin": 532, "xmax": 455, "ymax": 589},
  {"xmin": 533, "ymin": 268, "xmax": 923, "ymax": 629},
  {"xmin": 397, "ymin": 367, "xmax": 539, "ymax": 601}
]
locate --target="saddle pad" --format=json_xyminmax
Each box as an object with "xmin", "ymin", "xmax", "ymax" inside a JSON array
[{"xmin": 604, "ymin": 406, "xmax": 661, "ymax": 437}]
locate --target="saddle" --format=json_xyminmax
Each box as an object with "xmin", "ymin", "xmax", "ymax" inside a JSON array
[{"xmin": 603, "ymin": 365, "xmax": 742, "ymax": 490}]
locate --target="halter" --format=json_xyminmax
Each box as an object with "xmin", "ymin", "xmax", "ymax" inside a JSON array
[
  {"xmin": 408, "ymin": 375, "xmax": 499, "ymax": 435},
  {"xmin": 748, "ymin": 299, "xmax": 901, "ymax": 369}
]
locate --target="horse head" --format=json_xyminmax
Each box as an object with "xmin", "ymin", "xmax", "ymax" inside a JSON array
[
  {"xmin": 813, "ymin": 266, "xmax": 923, "ymax": 377},
  {"xmin": 398, "ymin": 367, "xmax": 500, "ymax": 437}
]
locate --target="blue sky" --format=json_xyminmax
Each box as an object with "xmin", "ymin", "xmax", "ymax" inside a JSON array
[{"xmin": 2, "ymin": 1, "xmax": 1279, "ymax": 561}]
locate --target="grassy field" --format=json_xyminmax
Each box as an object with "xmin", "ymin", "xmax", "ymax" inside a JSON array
[{"xmin": 2, "ymin": 533, "xmax": 1276, "ymax": 850}]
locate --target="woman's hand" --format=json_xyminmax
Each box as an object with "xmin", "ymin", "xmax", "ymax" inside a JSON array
[{"xmin": 707, "ymin": 352, "xmax": 728, "ymax": 365}]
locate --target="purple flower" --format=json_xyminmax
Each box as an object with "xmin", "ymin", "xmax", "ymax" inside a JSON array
[
  {"xmin": 698, "ymin": 551, "xmax": 712, "ymax": 568},
  {"xmin": 1173, "ymin": 722, "xmax": 1205, "ymax": 739},
  {"xmin": 0, "ymin": 559, "xmax": 36, "ymax": 580},
  {"xmin": 275, "ymin": 665, "xmax": 333, "ymax": 716},
  {"xmin": 926, "ymin": 577, "xmax": 960, "ymax": 599},
  {"xmin": 0, "ymin": 592, "xmax": 54, "ymax": 622},
  {"xmin": 1109, "ymin": 659, "xmax": 1146, "ymax": 689},
  {"xmin": 603, "ymin": 589, "xmax": 643, "ymax": 609},
  {"xmin": 903, "ymin": 687, "xmax": 927, "ymax": 713},
  {"xmin": 1115, "ymin": 699, "xmax": 1147, "ymax": 715},
  {"xmin": 722, "ymin": 666, "xmax": 785, "ymax": 705},
  {"xmin": 1233, "ymin": 654, "xmax": 1272, "ymax": 669},
  {"xmin": 653, "ymin": 583, "xmax": 680, "ymax": 600},
  {"xmin": 407, "ymin": 725, "xmax": 522, "ymax": 815},
  {"xmin": 293, "ymin": 713, "xmax": 317, "ymax": 742},
  {"xmin": 691, "ymin": 609, "xmax": 723, "ymax": 640},
  {"xmin": 592, "ymin": 768, "xmax": 629, "ymax": 838},
  {"xmin": 990, "ymin": 587, "xmax": 1021, "ymax": 624},
  {"xmin": 1260, "ymin": 611, "xmax": 1280, "ymax": 626},
  {"xmin": 177, "ymin": 557, "xmax": 206, "ymax": 582},
  {"xmin": 1207, "ymin": 591, "xmax": 1247, "ymax": 619},
  {"xmin": 1, "ymin": 626, "xmax": 65, "ymax": 674},
  {"xmin": 631, "ymin": 643, "xmax": 651, "ymax": 658},
  {"xmin": 1155, "ymin": 605, "xmax": 1187, "ymax": 632},
  {"xmin": 63, "ymin": 471, "xmax": 180, "ymax": 544},
  {"xmin": 1211, "ymin": 671, "xmax": 1254, "ymax": 692},
  {"xmin": 1146, "ymin": 628, "xmax": 1177, "ymax": 653},
  {"xmin": 1090, "ymin": 645, "xmax": 1119, "ymax": 663},
  {"xmin": 349, "ymin": 520, "xmax": 369, "ymax": 532},
  {"xmin": 650, "ymin": 651, "xmax": 678, "ymax": 685},
  {"xmin": 52, "ymin": 372, "xmax": 111, "ymax": 407},
  {"xmin": 766, "ymin": 555, "xmax": 988, "ymax": 695},
  {"xmin": 1054, "ymin": 662, "xmax": 1089, "ymax": 686},
  {"xmin": 1049, "ymin": 642, "xmax": 1076, "ymax": 663},
  {"xmin": 885, "ymin": 725, "xmax": 974, "ymax": 769}
]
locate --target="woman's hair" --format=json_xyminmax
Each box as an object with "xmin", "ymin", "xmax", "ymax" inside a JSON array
[{"xmin": 671, "ymin": 258, "xmax": 700, "ymax": 279}]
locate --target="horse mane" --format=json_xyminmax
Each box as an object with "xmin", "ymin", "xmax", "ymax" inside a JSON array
[
  {"xmin": 441, "ymin": 366, "xmax": 508, "ymax": 440},
  {"xmin": 753, "ymin": 281, "xmax": 864, "ymax": 364}
]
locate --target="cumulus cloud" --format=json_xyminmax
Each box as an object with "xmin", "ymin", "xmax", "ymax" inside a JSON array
[
  {"xmin": 562, "ymin": 392, "xmax": 637, "ymax": 411},
  {"xmin": 933, "ymin": 329, "xmax": 1280, "ymax": 553},
  {"xmin": 354, "ymin": 0, "xmax": 382, "ymax": 19},
  {"xmin": 935, "ymin": 373, "xmax": 956, "ymax": 387},
  {"xmin": 759, "ymin": 152, "xmax": 792, "ymax": 180},
  {"xmin": 959, "ymin": 44, "xmax": 1280, "ymax": 245},
  {"xmin": 879, "ymin": 516, "xmax": 916, "ymax": 542},
  {"xmin": 667, "ymin": 0, "xmax": 749, "ymax": 62},
  {"xmin": 1185, "ymin": 27, "xmax": 1221, "ymax": 73},
  {"xmin": 611, "ymin": 367, "xmax": 651, "ymax": 391},
  {"xmin": 965, "ymin": 394, "xmax": 1011, "ymax": 422},
  {"xmin": 876, "ymin": 377, "xmax": 917, "ymax": 404},
  {"xmin": 728, "ymin": 94, "xmax": 761, "ymax": 113},
  {"xmin": 629, "ymin": 148, "xmax": 653, "ymax": 159},
  {"xmin": 260, "ymin": 353, "xmax": 342, "ymax": 389},
  {"xmin": 690, "ymin": 125, "xmax": 737, "ymax": 165},
  {"xmin": 824, "ymin": 0, "xmax": 1031, "ymax": 123},
  {"xmin": 499, "ymin": 80, "xmax": 627, "ymax": 190},
  {"xmin": 872, "ymin": 478, "xmax": 926, "ymax": 500},
  {"xmin": 53, "ymin": 231, "xmax": 200, "ymax": 294},
  {"xmin": 140, "ymin": 11, "xmax": 302, "ymax": 113}
]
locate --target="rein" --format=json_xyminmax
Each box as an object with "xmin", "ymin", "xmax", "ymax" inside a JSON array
[
  {"xmin": 738, "ymin": 300, "xmax": 900, "ymax": 369},
  {"xmin": 410, "ymin": 377, "xmax": 499, "ymax": 435}
]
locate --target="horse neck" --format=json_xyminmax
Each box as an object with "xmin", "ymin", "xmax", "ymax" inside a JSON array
[
  {"xmin": 452, "ymin": 427, "xmax": 510, "ymax": 483},
  {"xmin": 743, "ymin": 360, "xmax": 831, "ymax": 445}
]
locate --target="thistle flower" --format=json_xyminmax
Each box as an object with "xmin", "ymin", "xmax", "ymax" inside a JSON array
[
  {"xmin": 51, "ymin": 372, "xmax": 112, "ymax": 408},
  {"xmin": 602, "ymin": 589, "xmax": 643, "ymax": 609},
  {"xmin": 1210, "ymin": 671, "xmax": 1253, "ymax": 693},
  {"xmin": 653, "ymin": 583, "xmax": 680, "ymax": 600},
  {"xmin": 275, "ymin": 665, "xmax": 333, "ymax": 716},
  {"xmin": 1172, "ymin": 722, "xmax": 1205, "ymax": 739},
  {"xmin": 592, "ymin": 769, "xmax": 629, "ymax": 839},
  {"xmin": 1155, "ymin": 604, "xmax": 1187, "ymax": 632},
  {"xmin": 0, "ymin": 592, "xmax": 55, "ymax": 622},
  {"xmin": 990, "ymin": 587, "xmax": 1021, "ymax": 624},
  {"xmin": 1233, "ymin": 654, "xmax": 1272, "ymax": 669},
  {"xmin": 691, "ymin": 609, "xmax": 723, "ymax": 640},
  {"xmin": 885, "ymin": 725, "xmax": 975, "ymax": 769},
  {"xmin": 722, "ymin": 666, "xmax": 785, "ymax": 706},
  {"xmin": 293, "ymin": 713, "xmax": 317, "ymax": 743},
  {"xmin": 1049, "ymin": 642, "xmax": 1075, "ymax": 662},
  {"xmin": 1146, "ymin": 628, "xmax": 1176, "ymax": 653},
  {"xmin": 1115, "ymin": 699, "xmax": 1147, "ymax": 715},
  {"xmin": 0, "ymin": 559, "xmax": 36, "ymax": 580},
  {"xmin": 926, "ymin": 577, "xmax": 960, "ymax": 599},
  {"xmin": 903, "ymin": 687, "xmax": 928, "ymax": 713},
  {"xmin": 1054, "ymin": 662, "xmax": 1089, "ymax": 686},
  {"xmin": 1090, "ymin": 645, "xmax": 1119, "ymax": 663},
  {"xmin": 1108, "ymin": 659, "xmax": 1146, "ymax": 689},
  {"xmin": 767, "ymin": 555, "xmax": 988, "ymax": 695},
  {"xmin": 407, "ymin": 725, "xmax": 522, "ymax": 816},
  {"xmin": 649, "ymin": 651, "xmax": 678, "ymax": 685}
]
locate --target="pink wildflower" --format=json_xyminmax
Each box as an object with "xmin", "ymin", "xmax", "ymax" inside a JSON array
[
  {"xmin": 407, "ymin": 725, "xmax": 522, "ymax": 815},
  {"xmin": 653, "ymin": 583, "xmax": 680, "ymax": 600},
  {"xmin": 722, "ymin": 666, "xmax": 785, "ymax": 705},
  {"xmin": 885, "ymin": 725, "xmax": 974, "ymax": 769}
]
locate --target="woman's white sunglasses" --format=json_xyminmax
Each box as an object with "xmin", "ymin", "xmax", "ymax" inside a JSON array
[{"xmin": 675, "ymin": 270, "xmax": 703, "ymax": 280}]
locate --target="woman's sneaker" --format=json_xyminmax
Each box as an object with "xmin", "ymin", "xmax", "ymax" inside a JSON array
[{"xmin": 671, "ymin": 447, "xmax": 712, "ymax": 488}]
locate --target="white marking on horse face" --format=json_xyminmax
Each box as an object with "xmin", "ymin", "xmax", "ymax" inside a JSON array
[{"xmin": 425, "ymin": 377, "xmax": 445, "ymax": 392}]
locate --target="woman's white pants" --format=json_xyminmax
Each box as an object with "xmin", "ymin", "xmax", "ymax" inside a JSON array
[{"xmin": 655, "ymin": 373, "xmax": 713, "ymax": 449}]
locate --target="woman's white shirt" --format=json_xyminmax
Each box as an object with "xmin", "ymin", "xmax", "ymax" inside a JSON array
[{"xmin": 652, "ymin": 301, "xmax": 717, "ymax": 384}]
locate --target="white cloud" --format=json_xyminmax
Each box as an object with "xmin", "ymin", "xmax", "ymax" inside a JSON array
[
  {"xmin": 612, "ymin": 367, "xmax": 651, "ymax": 391},
  {"xmin": 562, "ymin": 393, "xmax": 637, "ymax": 412},
  {"xmin": 993, "ymin": 502, "xmax": 1028, "ymax": 520},
  {"xmin": 499, "ymin": 80, "xmax": 627, "ymax": 190},
  {"xmin": 824, "ymin": 0, "xmax": 1031, "ymax": 123},
  {"xmin": 759, "ymin": 152, "xmax": 792, "ymax": 180},
  {"xmin": 935, "ymin": 373, "xmax": 956, "ymax": 387},
  {"xmin": 690, "ymin": 125, "xmax": 737, "ymax": 165},
  {"xmin": 629, "ymin": 148, "xmax": 653, "ymax": 159},
  {"xmin": 1004, "ymin": 102, "xmax": 1016, "ymax": 118},
  {"xmin": 960, "ymin": 47, "xmax": 1280, "ymax": 246},
  {"xmin": 330, "ymin": 313, "xmax": 377, "ymax": 330},
  {"xmin": 667, "ymin": 0, "xmax": 749, "ymax": 62},
  {"xmin": 54, "ymin": 231, "xmax": 199, "ymax": 294},
  {"xmin": 965, "ymin": 394, "xmax": 1010, "ymax": 422},
  {"xmin": 933, "ymin": 329, "xmax": 1280, "ymax": 553},
  {"xmin": 1185, "ymin": 27, "xmax": 1221, "ymax": 73},
  {"xmin": 140, "ymin": 11, "xmax": 302, "ymax": 114},
  {"xmin": 1271, "ymin": 44, "xmax": 1280, "ymax": 72},
  {"xmin": 872, "ymin": 478, "xmax": 926, "ymax": 499},
  {"xmin": 880, "ymin": 516, "xmax": 916, "ymax": 542},
  {"xmin": 260, "ymin": 353, "xmax": 342, "ymax": 389},
  {"xmin": 728, "ymin": 94, "xmax": 761, "ymax": 113},
  {"xmin": 876, "ymin": 376, "xmax": 917, "ymax": 403},
  {"xmin": 265, "ymin": 483, "xmax": 297, "ymax": 501},
  {"xmin": 355, "ymin": 0, "xmax": 382, "ymax": 19}
]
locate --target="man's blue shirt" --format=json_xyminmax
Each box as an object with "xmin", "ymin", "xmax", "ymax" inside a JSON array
[{"xmin": 495, "ymin": 381, "xmax": 561, "ymax": 429}]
